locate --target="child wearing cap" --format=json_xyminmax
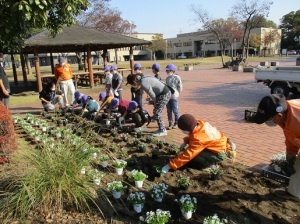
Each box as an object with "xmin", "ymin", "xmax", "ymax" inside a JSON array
[
  {"xmin": 161, "ymin": 114, "xmax": 236, "ymax": 174},
  {"xmin": 111, "ymin": 65, "xmax": 123, "ymax": 99},
  {"xmin": 165, "ymin": 63, "xmax": 183, "ymax": 130},
  {"xmin": 131, "ymin": 63, "xmax": 144, "ymax": 109},
  {"xmin": 85, "ymin": 98, "xmax": 100, "ymax": 119},
  {"xmin": 39, "ymin": 80, "xmax": 63, "ymax": 114},
  {"xmin": 126, "ymin": 73, "xmax": 172, "ymax": 137},
  {"xmin": 54, "ymin": 56, "xmax": 75, "ymax": 107},
  {"xmin": 247, "ymin": 94, "xmax": 300, "ymax": 200},
  {"xmin": 152, "ymin": 63, "xmax": 162, "ymax": 81},
  {"xmin": 120, "ymin": 100, "xmax": 151, "ymax": 131},
  {"xmin": 104, "ymin": 65, "xmax": 113, "ymax": 95},
  {"xmin": 73, "ymin": 91, "xmax": 89, "ymax": 109},
  {"xmin": 108, "ymin": 98, "xmax": 130, "ymax": 116}
]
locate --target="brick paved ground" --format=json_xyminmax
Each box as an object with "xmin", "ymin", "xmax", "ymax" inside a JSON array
[{"xmin": 10, "ymin": 57, "xmax": 298, "ymax": 170}]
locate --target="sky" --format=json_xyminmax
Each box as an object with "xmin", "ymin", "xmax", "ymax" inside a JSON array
[{"xmin": 108, "ymin": 0, "xmax": 300, "ymax": 38}]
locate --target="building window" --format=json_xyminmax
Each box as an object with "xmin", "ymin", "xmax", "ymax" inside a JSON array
[{"xmin": 183, "ymin": 41, "xmax": 192, "ymax": 47}]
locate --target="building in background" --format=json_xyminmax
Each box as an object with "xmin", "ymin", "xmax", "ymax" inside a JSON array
[{"xmin": 165, "ymin": 27, "xmax": 282, "ymax": 58}]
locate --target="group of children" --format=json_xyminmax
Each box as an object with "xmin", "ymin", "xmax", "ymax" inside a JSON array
[{"xmin": 39, "ymin": 62, "xmax": 182, "ymax": 134}]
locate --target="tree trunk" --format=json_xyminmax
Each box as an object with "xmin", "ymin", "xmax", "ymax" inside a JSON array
[{"xmin": 24, "ymin": 54, "xmax": 32, "ymax": 75}]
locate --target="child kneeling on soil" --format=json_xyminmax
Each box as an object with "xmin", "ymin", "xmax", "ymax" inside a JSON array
[
  {"xmin": 84, "ymin": 97, "xmax": 100, "ymax": 119},
  {"xmin": 39, "ymin": 81, "xmax": 63, "ymax": 114},
  {"xmin": 161, "ymin": 114, "xmax": 236, "ymax": 174},
  {"xmin": 120, "ymin": 100, "xmax": 151, "ymax": 132},
  {"xmin": 73, "ymin": 91, "xmax": 89, "ymax": 109}
]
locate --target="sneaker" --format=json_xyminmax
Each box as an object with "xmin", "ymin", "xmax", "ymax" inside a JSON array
[
  {"xmin": 166, "ymin": 123, "xmax": 173, "ymax": 130},
  {"xmin": 172, "ymin": 124, "xmax": 178, "ymax": 129},
  {"xmin": 152, "ymin": 129, "xmax": 167, "ymax": 137}
]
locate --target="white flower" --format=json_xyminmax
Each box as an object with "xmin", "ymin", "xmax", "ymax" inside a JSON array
[
  {"xmin": 203, "ymin": 214, "xmax": 228, "ymax": 224},
  {"xmin": 127, "ymin": 191, "xmax": 145, "ymax": 205},
  {"xmin": 148, "ymin": 182, "xmax": 169, "ymax": 199}
]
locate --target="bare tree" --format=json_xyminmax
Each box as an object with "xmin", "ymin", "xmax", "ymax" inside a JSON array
[
  {"xmin": 77, "ymin": 0, "xmax": 136, "ymax": 64},
  {"xmin": 230, "ymin": 0, "xmax": 273, "ymax": 63},
  {"xmin": 191, "ymin": 6, "xmax": 242, "ymax": 67}
]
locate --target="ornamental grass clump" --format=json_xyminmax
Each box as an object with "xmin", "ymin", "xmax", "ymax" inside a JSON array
[
  {"xmin": 175, "ymin": 194, "xmax": 197, "ymax": 213},
  {"xmin": 0, "ymin": 141, "xmax": 98, "ymax": 219},
  {"xmin": 140, "ymin": 209, "xmax": 171, "ymax": 224}
]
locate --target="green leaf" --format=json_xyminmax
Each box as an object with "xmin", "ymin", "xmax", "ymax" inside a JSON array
[
  {"xmin": 18, "ymin": 4, "xmax": 23, "ymax": 10},
  {"xmin": 35, "ymin": 0, "xmax": 40, "ymax": 5}
]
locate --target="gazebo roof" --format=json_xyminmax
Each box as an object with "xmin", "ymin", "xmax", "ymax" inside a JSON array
[{"xmin": 22, "ymin": 25, "xmax": 151, "ymax": 53}]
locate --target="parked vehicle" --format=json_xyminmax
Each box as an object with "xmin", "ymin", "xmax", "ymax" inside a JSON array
[
  {"xmin": 255, "ymin": 67, "xmax": 300, "ymax": 97},
  {"xmin": 287, "ymin": 50, "xmax": 297, "ymax": 55},
  {"xmin": 178, "ymin": 54, "xmax": 187, "ymax": 59}
]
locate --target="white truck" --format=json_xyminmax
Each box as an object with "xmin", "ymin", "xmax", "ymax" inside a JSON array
[{"xmin": 255, "ymin": 67, "xmax": 300, "ymax": 97}]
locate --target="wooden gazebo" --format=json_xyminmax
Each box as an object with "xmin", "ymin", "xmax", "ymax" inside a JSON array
[{"xmin": 21, "ymin": 25, "xmax": 151, "ymax": 91}]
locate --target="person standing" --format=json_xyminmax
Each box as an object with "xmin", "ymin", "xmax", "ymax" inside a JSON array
[
  {"xmin": 165, "ymin": 64, "xmax": 183, "ymax": 129},
  {"xmin": 111, "ymin": 65, "xmax": 123, "ymax": 99},
  {"xmin": 127, "ymin": 74, "xmax": 171, "ymax": 137},
  {"xmin": 152, "ymin": 63, "xmax": 162, "ymax": 80},
  {"xmin": 54, "ymin": 56, "xmax": 75, "ymax": 107},
  {"xmin": 131, "ymin": 63, "xmax": 144, "ymax": 109},
  {"xmin": 247, "ymin": 94, "xmax": 300, "ymax": 201},
  {"xmin": 104, "ymin": 65, "xmax": 113, "ymax": 95},
  {"xmin": 0, "ymin": 50, "xmax": 10, "ymax": 108}
]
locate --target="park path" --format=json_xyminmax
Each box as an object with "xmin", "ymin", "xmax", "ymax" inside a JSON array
[{"xmin": 10, "ymin": 58, "xmax": 297, "ymax": 170}]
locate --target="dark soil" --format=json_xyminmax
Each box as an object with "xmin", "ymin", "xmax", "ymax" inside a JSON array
[{"xmin": 1, "ymin": 112, "xmax": 299, "ymax": 224}]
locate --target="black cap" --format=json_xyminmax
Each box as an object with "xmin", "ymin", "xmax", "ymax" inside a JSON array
[{"xmin": 251, "ymin": 94, "xmax": 287, "ymax": 124}]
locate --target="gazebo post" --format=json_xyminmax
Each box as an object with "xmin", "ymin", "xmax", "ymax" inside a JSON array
[
  {"xmin": 20, "ymin": 54, "xmax": 28, "ymax": 86},
  {"xmin": 87, "ymin": 47, "xmax": 94, "ymax": 88},
  {"xmin": 129, "ymin": 47, "xmax": 134, "ymax": 74},
  {"xmin": 84, "ymin": 52, "xmax": 87, "ymax": 71},
  {"xmin": 103, "ymin": 49, "xmax": 108, "ymax": 65},
  {"xmin": 34, "ymin": 51, "xmax": 42, "ymax": 92},
  {"xmin": 50, "ymin": 52, "xmax": 54, "ymax": 74},
  {"xmin": 10, "ymin": 54, "xmax": 18, "ymax": 86}
]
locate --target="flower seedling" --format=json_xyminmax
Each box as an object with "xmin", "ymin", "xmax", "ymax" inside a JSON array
[
  {"xmin": 136, "ymin": 131, "xmax": 143, "ymax": 138},
  {"xmin": 120, "ymin": 133, "xmax": 129, "ymax": 142},
  {"xmin": 137, "ymin": 143, "xmax": 147, "ymax": 153},
  {"xmin": 175, "ymin": 194, "xmax": 197, "ymax": 213},
  {"xmin": 129, "ymin": 169, "xmax": 148, "ymax": 181},
  {"xmin": 118, "ymin": 148, "xmax": 128, "ymax": 158},
  {"xmin": 168, "ymin": 144, "xmax": 180, "ymax": 155},
  {"xmin": 113, "ymin": 159, "xmax": 127, "ymax": 169},
  {"xmin": 133, "ymin": 138, "xmax": 140, "ymax": 146},
  {"xmin": 107, "ymin": 181, "xmax": 127, "ymax": 192},
  {"xmin": 145, "ymin": 135, "xmax": 153, "ymax": 143},
  {"xmin": 148, "ymin": 182, "xmax": 169, "ymax": 201},
  {"xmin": 151, "ymin": 148, "xmax": 159, "ymax": 159},
  {"xmin": 156, "ymin": 140, "xmax": 165, "ymax": 149},
  {"xmin": 127, "ymin": 191, "xmax": 145, "ymax": 205},
  {"xmin": 139, "ymin": 209, "xmax": 171, "ymax": 224},
  {"xmin": 203, "ymin": 214, "xmax": 228, "ymax": 224},
  {"xmin": 177, "ymin": 174, "xmax": 191, "ymax": 189}
]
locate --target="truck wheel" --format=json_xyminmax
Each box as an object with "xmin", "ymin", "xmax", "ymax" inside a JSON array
[{"xmin": 271, "ymin": 83, "xmax": 289, "ymax": 97}]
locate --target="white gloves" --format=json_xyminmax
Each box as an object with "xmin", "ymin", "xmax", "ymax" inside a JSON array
[
  {"xmin": 161, "ymin": 164, "xmax": 170, "ymax": 174},
  {"xmin": 113, "ymin": 89, "xmax": 119, "ymax": 96},
  {"xmin": 180, "ymin": 142, "xmax": 187, "ymax": 151}
]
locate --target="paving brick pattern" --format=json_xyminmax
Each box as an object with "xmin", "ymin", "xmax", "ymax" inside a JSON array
[{"xmin": 11, "ymin": 58, "xmax": 297, "ymax": 170}]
